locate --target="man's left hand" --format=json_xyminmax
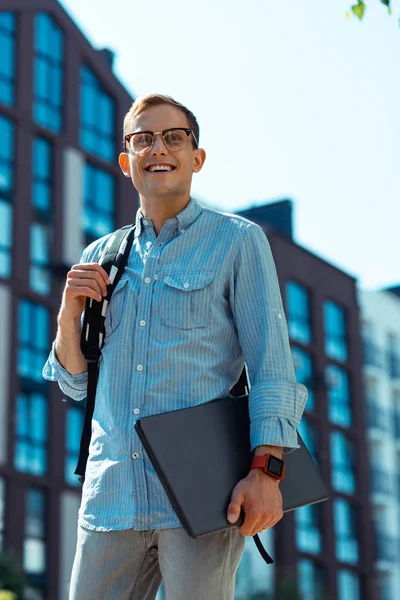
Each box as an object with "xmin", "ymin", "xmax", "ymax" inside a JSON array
[{"xmin": 226, "ymin": 468, "xmax": 283, "ymax": 536}]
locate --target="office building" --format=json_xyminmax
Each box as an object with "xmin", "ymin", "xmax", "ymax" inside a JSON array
[
  {"xmin": 235, "ymin": 201, "xmax": 378, "ymax": 600},
  {"xmin": 0, "ymin": 0, "xmax": 137, "ymax": 598},
  {"xmin": 358, "ymin": 287, "xmax": 400, "ymax": 600}
]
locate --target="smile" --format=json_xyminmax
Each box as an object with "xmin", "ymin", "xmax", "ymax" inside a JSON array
[{"xmin": 145, "ymin": 164, "xmax": 176, "ymax": 173}]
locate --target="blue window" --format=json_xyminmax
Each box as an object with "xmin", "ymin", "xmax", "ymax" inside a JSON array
[
  {"xmin": 18, "ymin": 300, "xmax": 50, "ymax": 383},
  {"xmin": 32, "ymin": 138, "xmax": 52, "ymax": 215},
  {"xmin": 298, "ymin": 418, "xmax": 318, "ymax": 465},
  {"xmin": 30, "ymin": 223, "xmax": 51, "ymax": 295},
  {"xmin": 326, "ymin": 364, "xmax": 352, "ymax": 427},
  {"xmin": 286, "ymin": 282, "xmax": 311, "ymax": 345},
  {"xmin": 65, "ymin": 405, "xmax": 85, "ymax": 486},
  {"xmin": 298, "ymin": 559, "xmax": 326, "ymax": 600},
  {"xmin": 15, "ymin": 392, "xmax": 48, "ymax": 476},
  {"xmin": 334, "ymin": 498, "xmax": 359, "ymax": 564},
  {"xmin": 83, "ymin": 163, "xmax": 115, "ymax": 244},
  {"xmin": 80, "ymin": 66, "xmax": 116, "ymax": 161},
  {"xmin": 0, "ymin": 12, "xmax": 16, "ymax": 105},
  {"xmin": 291, "ymin": 346, "xmax": 315, "ymax": 411},
  {"xmin": 324, "ymin": 300, "xmax": 348, "ymax": 363},
  {"xmin": 0, "ymin": 477, "xmax": 4, "ymax": 550},
  {"xmin": 24, "ymin": 488, "xmax": 47, "ymax": 596},
  {"xmin": 337, "ymin": 570, "xmax": 361, "ymax": 600},
  {"xmin": 34, "ymin": 13, "xmax": 63, "ymax": 132},
  {"xmin": 0, "ymin": 114, "xmax": 14, "ymax": 278},
  {"xmin": 387, "ymin": 333, "xmax": 400, "ymax": 379},
  {"xmin": 295, "ymin": 504, "xmax": 322, "ymax": 555},
  {"xmin": 374, "ymin": 529, "xmax": 397, "ymax": 563},
  {"xmin": 331, "ymin": 431, "xmax": 356, "ymax": 495}
]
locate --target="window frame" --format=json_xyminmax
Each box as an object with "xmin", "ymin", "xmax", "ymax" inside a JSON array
[
  {"xmin": 286, "ymin": 281, "xmax": 312, "ymax": 345},
  {"xmin": 324, "ymin": 299, "xmax": 348, "ymax": 363},
  {"xmin": 0, "ymin": 113, "xmax": 14, "ymax": 278},
  {"xmin": 82, "ymin": 162, "xmax": 115, "ymax": 245},
  {"xmin": 0, "ymin": 12, "xmax": 16, "ymax": 106},
  {"xmin": 24, "ymin": 488, "xmax": 48, "ymax": 597},
  {"xmin": 14, "ymin": 388, "xmax": 48, "ymax": 476},
  {"xmin": 80, "ymin": 65, "xmax": 116, "ymax": 161},
  {"xmin": 33, "ymin": 12, "xmax": 64, "ymax": 132}
]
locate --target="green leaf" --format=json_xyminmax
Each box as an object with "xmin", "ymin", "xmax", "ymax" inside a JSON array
[
  {"xmin": 380, "ymin": 0, "xmax": 390, "ymax": 7},
  {"xmin": 351, "ymin": 1, "xmax": 366, "ymax": 20}
]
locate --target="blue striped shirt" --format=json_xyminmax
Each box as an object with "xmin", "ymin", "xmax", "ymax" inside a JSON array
[{"xmin": 43, "ymin": 198, "xmax": 307, "ymax": 531}]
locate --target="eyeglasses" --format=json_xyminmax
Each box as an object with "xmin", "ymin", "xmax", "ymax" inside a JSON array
[{"xmin": 124, "ymin": 128, "xmax": 198, "ymax": 155}]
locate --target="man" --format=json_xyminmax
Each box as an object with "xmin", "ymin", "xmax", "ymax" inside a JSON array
[{"xmin": 43, "ymin": 94, "xmax": 307, "ymax": 600}]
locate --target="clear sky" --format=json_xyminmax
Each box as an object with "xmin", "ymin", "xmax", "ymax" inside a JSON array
[{"xmin": 60, "ymin": 0, "xmax": 400, "ymax": 290}]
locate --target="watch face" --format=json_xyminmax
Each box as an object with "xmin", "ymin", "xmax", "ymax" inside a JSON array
[{"xmin": 268, "ymin": 455, "xmax": 283, "ymax": 477}]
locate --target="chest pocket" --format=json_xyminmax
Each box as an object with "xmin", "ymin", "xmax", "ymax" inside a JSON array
[
  {"xmin": 104, "ymin": 278, "xmax": 129, "ymax": 338},
  {"xmin": 161, "ymin": 272, "xmax": 213, "ymax": 329}
]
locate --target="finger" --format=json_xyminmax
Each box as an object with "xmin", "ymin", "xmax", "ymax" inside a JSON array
[
  {"xmin": 68, "ymin": 269, "xmax": 109, "ymax": 297},
  {"xmin": 227, "ymin": 493, "xmax": 244, "ymax": 524},
  {"xmin": 67, "ymin": 278, "xmax": 103, "ymax": 298},
  {"xmin": 72, "ymin": 263, "xmax": 111, "ymax": 287},
  {"xmin": 238, "ymin": 511, "xmax": 261, "ymax": 537},
  {"xmin": 65, "ymin": 285, "xmax": 103, "ymax": 303}
]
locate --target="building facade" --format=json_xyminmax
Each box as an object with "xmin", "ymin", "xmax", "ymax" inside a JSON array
[
  {"xmin": 235, "ymin": 202, "xmax": 378, "ymax": 600},
  {"xmin": 358, "ymin": 288, "xmax": 400, "ymax": 600},
  {"xmin": 0, "ymin": 1, "xmax": 137, "ymax": 598},
  {"xmin": 0, "ymin": 1, "xmax": 386, "ymax": 599}
]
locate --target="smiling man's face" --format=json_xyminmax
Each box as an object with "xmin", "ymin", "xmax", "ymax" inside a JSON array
[{"xmin": 119, "ymin": 104, "xmax": 205, "ymax": 203}]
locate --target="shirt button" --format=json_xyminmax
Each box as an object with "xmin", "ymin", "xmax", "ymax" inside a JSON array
[
  {"xmin": 146, "ymin": 241, "xmax": 152, "ymax": 248},
  {"xmin": 140, "ymin": 320, "xmax": 146, "ymax": 327},
  {"xmin": 183, "ymin": 282, "xmax": 189, "ymax": 289},
  {"xmin": 137, "ymin": 365, "xmax": 143, "ymax": 372},
  {"xmin": 144, "ymin": 277, "xmax": 151, "ymax": 284},
  {"xmin": 277, "ymin": 313, "xmax": 282, "ymax": 319},
  {"xmin": 143, "ymin": 219, "xmax": 148, "ymax": 226},
  {"xmin": 181, "ymin": 229, "xmax": 185, "ymax": 234},
  {"xmin": 134, "ymin": 408, "xmax": 140, "ymax": 415},
  {"xmin": 132, "ymin": 452, "xmax": 139, "ymax": 459}
]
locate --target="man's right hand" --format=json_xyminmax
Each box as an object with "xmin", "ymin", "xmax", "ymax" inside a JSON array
[{"xmin": 60, "ymin": 262, "xmax": 111, "ymax": 322}]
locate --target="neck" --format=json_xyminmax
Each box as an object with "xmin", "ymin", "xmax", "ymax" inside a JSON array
[{"xmin": 140, "ymin": 193, "xmax": 191, "ymax": 235}]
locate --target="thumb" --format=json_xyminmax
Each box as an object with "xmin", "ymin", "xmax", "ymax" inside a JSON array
[{"xmin": 227, "ymin": 492, "xmax": 243, "ymax": 523}]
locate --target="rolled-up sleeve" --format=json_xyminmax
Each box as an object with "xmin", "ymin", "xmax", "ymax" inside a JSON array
[
  {"xmin": 230, "ymin": 223, "xmax": 308, "ymax": 452},
  {"xmin": 42, "ymin": 340, "xmax": 88, "ymax": 400}
]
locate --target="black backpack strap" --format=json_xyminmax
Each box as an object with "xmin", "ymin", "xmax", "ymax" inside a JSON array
[
  {"xmin": 232, "ymin": 367, "xmax": 274, "ymax": 565},
  {"xmin": 75, "ymin": 224, "xmax": 136, "ymax": 482}
]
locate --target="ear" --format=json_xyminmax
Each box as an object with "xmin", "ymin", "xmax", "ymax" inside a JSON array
[
  {"xmin": 192, "ymin": 148, "xmax": 206, "ymax": 173},
  {"xmin": 119, "ymin": 153, "xmax": 131, "ymax": 177}
]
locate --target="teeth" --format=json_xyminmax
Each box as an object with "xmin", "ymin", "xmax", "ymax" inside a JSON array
[{"xmin": 148, "ymin": 165, "xmax": 172, "ymax": 172}]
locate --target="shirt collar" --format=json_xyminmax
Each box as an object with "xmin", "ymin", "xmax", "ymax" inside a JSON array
[{"xmin": 134, "ymin": 197, "xmax": 202, "ymax": 237}]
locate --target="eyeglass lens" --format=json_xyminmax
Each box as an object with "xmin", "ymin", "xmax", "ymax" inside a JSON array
[{"xmin": 128, "ymin": 129, "xmax": 190, "ymax": 154}]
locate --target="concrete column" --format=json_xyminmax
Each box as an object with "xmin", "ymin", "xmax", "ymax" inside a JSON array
[
  {"xmin": 0, "ymin": 284, "xmax": 11, "ymax": 464},
  {"xmin": 59, "ymin": 490, "xmax": 80, "ymax": 600},
  {"xmin": 63, "ymin": 147, "xmax": 84, "ymax": 264}
]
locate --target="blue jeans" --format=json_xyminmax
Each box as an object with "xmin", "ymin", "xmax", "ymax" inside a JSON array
[{"xmin": 69, "ymin": 525, "xmax": 245, "ymax": 600}]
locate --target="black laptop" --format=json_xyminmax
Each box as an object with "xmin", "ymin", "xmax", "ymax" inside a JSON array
[{"xmin": 134, "ymin": 395, "xmax": 330, "ymax": 538}]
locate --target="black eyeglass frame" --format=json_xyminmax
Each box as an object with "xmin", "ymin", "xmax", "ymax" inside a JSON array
[{"xmin": 124, "ymin": 127, "xmax": 199, "ymax": 154}]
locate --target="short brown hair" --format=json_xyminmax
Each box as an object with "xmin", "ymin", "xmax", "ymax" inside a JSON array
[{"xmin": 123, "ymin": 94, "xmax": 200, "ymax": 149}]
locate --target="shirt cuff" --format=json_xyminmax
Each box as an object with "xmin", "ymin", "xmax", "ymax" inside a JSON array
[
  {"xmin": 42, "ymin": 341, "xmax": 88, "ymax": 400},
  {"xmin": 249, "ymin": 380, "xmax": 308, "ymax": 453},
  {"xmin": 250, "ymin": 417, "xmax": 300, "ymax": 454}
]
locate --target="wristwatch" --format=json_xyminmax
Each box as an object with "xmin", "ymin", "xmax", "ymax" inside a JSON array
[{"xmin": 250, "ymin": 454, "xmax": 285, "ymax": 481}]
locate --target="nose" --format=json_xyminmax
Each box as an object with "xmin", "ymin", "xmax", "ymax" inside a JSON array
[{"xmin": 151, "ymin": 133, "xmax": 168, "ymax": 155}]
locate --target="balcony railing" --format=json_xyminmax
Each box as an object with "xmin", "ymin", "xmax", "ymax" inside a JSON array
[
  {"xmin": 375, "ymin": 532, "xmax": 398, "ymax": 563},
  {"xmin": 363, "ymin": 340, "xmax": 383, "ymax": 369},
  {"xmin": 395, "ymin": 415, "xmax": 400, "ymax": 440},
  {"xmin": 366, "ymin": 405, "xmax": 390, "ymax": 433},
  {"xmin": 387, "ymin": 351, "xmax": 400, "ymax": 379},
  {"xmin": 369, "ymin": 469, "xmax": 394, "ymax": 497}
]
